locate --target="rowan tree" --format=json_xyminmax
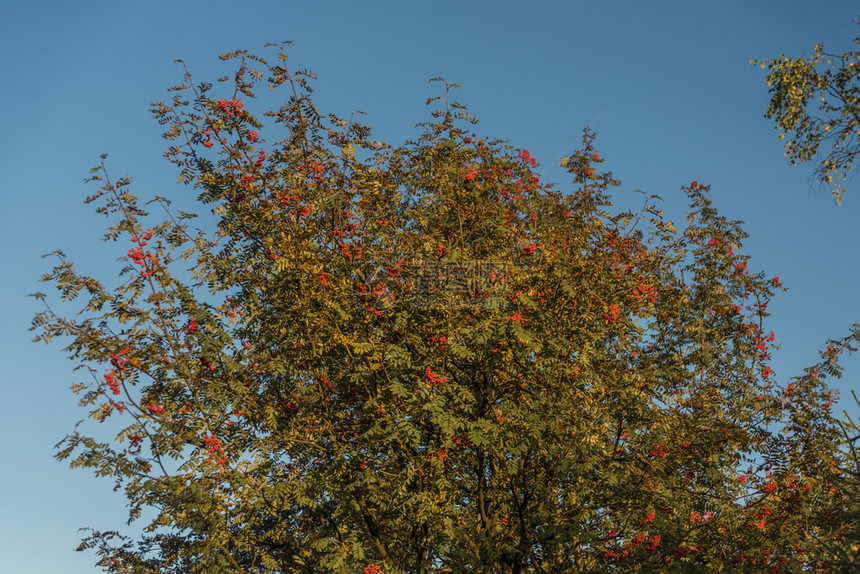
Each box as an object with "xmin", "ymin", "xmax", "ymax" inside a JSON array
[
  {"xmin": 752, "ymin": 16, "xmax": 860, "ymax": 204},
  {"xmin": 32, "ymin": 44, "xmax": 859, "ymax": 573}
]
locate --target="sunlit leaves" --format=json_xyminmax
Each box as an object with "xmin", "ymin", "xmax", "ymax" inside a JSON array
[
  {"xmin": 29, "ymin": 44, "xmax": 860, "ymax": 573},
  {"xmin": 753, "ymin": 17, "xmax": 860, "ymax": 204}
]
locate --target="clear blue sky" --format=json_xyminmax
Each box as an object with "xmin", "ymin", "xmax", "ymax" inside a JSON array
[{"xmin": 3, "ymin": 1, "xmax": 860, "ymax": 572}]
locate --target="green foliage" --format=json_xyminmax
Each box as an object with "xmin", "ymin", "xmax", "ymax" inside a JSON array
[
  {"xmin": 33, "ymin": 44, "xmax": 859, "ymax": 572},
  {"xmin": 818, "ymin": 391, "xmax": 860, "ymax": 571},
  {"xmin": 752, "ymin": 16, "xmax": 860, "ymax": 204}
]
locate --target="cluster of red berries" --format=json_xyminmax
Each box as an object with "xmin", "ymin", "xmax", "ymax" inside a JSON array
[
  {"xmin": 103, "ymin": 347, "xmax": 131, "ymax": 395},
  {"xmin": 339, "ymin": 243, "xmax": 363, "ymax": 260},
  {"xmin": 651, "ymin": 442, "xmax": 668, "ymax": 458},
  {"xmin": 507, "ymin": 312, "xmax": 525, "ymax": 325},
  {"xmin": 424, "ymin": 367, "xmax": 448, "ymax": 386},
  {"xmin": 147, "ymin": 403, "xmax": 165, "ymax": 415},
  {"xmin": 451, "ymin": 433, "xmax": 472, "ymax": 448},
  {"xmin": 603, "ymin": 304, "xmax": 620, "ymax": 324},
  {"xmin": 202, "ymin": 435, "xmax": 227, "ymax": 465},
  {"xmin": 216, "ymin": 98, "xmax": 243, "ymax": 116},
  {"xmin": 185, "ymin": 318, "xmax": 199, "ymax": 334},
  {"xmin": 518, "ymin": 149, "xmax": 538, "ymax": 168},
  {"xmin": 238, "ymin": 174, "xmax": 255, "ymax": 189},
  {"xmin": 127, "ymin": 230, "xmax": 157, "ymax": 277},
  {"xmin": 104, "ymin": 370, "xmax": 121, "ymax": 395},
  {"xmin": 428, "ymin": 448, "xmax": 448, "ymax": 469}
]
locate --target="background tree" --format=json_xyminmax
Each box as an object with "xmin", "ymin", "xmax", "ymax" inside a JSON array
[
  {"xmin": 819, "ymin": 391, "xmax": 860, "ymax": 572},
  {"xmin": 32, "ymin": 45, "xmax": 858, "ymax": 573},
  {"xmin": 752, "ymin": 16, "xmax": 860, "ymax": 205}
]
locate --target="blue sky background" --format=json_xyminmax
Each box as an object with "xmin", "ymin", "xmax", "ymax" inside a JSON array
[{"xmin": 3, "ymin": 1, "xmax": 860, "ymax": 571}]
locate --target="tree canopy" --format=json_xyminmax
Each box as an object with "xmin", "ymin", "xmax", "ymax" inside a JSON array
[
  {"xmin": 752, "ymin": 16, "xmax": 860, "ymax": 205},
  {"xmin": 32, "ymin": 45, "xmax": 860, "ymax": 573}
]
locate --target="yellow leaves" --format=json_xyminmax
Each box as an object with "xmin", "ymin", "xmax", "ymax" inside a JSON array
[
  {"xmin": 273, "ymin": 257, "xmax": 290, "ymax": 274},
  {"xmin": 301, "ymin": 261, "xmax": 324, "ymax": 275},
  {"xmin": 332, "ymin": 331, "xmax": 363, "ymax": 355},
  {"xmin": 90, "ymin": 403, "xmax": 112, "ymax": 422}
]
